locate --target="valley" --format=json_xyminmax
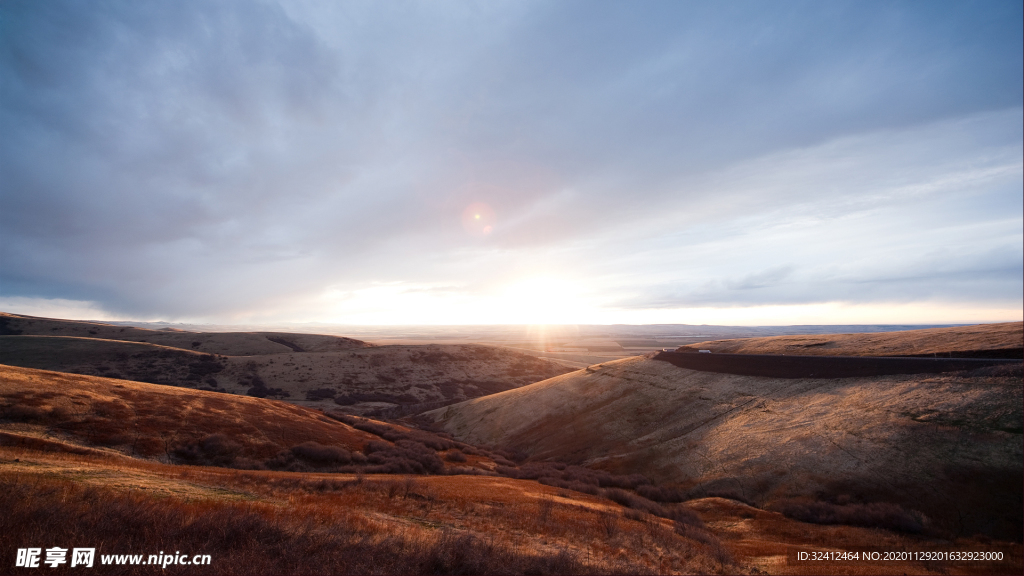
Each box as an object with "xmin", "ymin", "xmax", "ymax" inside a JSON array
[
  {"xmin": 0, "ymin": 312, "xmax": 574, "ymax": 417},
  {"xmin": 0, "ymin": 313, "xmax": 1021, "ymax": 574}
]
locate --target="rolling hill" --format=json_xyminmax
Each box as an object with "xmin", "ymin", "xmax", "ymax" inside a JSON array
[
  {"xmin": 0, "ymin": 312, "xmax": 574, "ymax": 415},
  {"xmin": 4, "ymin": 364, "xmax": 1017, "ymax": 574},
  {"xmin": 676, "ymin": 321, "xmax": 1022, "ymax": 358},
  {"xmin": 0, "ymin": 364, "xmax": 742, "ymax": 574},
  {"xmin": 0, "ymin": 312, "xmax": 371, "ymax": 355},
  {"xmin": 427, "ymin": 324, "xmax": 1024, "ymax": 542}
]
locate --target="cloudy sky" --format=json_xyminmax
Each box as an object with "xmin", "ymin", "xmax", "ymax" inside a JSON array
[{"xmin": 1, "ymin": 0, "xmax": 1021, "ymax": 325}]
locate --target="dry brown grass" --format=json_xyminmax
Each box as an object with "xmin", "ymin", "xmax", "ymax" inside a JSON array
[
  {"xmin": 4, "ymin": 446, "xmax": 1017, "ymax": 575},
  {"xmin": 428, "ymin": 355, "xmax": 1023, "ymax": 542},
  {"xmin": 3, "ymin": 359, "xmax": 1020, "ymax": 574},
  {"xmin": 0, "ymin": 474, "xmax": 593, "ymax": 575},
  {"xmin": 0, "ymin": 364, "xmax": 382, "ymax": 461},
  {"xmin": 0, "ymin": 363, "xmax": 747, "ymax": 574},
  {"xmin": 0, "ymin": 446, "xmax": 740, "ymax": 575},
  {"xmin": 689, "ymin": 497, "xmax": 1022, "ymax": 575},
  {"xmin": 0, "ymin": 312, "xmax": 370, "ymax": 356},
  {"xmin": 676, "ymin": 322, "xmax": 1022, "ymax": 357},
  {"xmin": 0, "ymin": 311, "xmax": 575, "ymax": 414}
]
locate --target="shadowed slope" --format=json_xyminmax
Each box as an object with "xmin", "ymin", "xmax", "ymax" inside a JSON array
[
  {"xmin": 0, "ymin": 312, "xmax": 371, "ymax": 356},
  {"xmin": 0, "ymin": 336, "xmax": 225, "ymax": 385},
  {"xmin": 428, "ymin": 355, "xmax": 1023, "ymax": 540},
  {"xmin": 0, "ymin": 364, "xmax": 745, "ymax": 574},
  {"xmin": 0, "ymin": 335, "xmax": 574, "ymax": 414},
  {"xmin": 3, "ymin": 366, "xmax": 1019, "ymax": 573},
  {"xmin": 653, "ymin": 350, "xmax": 1018, "ymax": 378},
  {"xmin": 0, "ymin": 311, "xmax": 575, "ymax": 414},
  {"xmin": 676, "ymin": 322, "xmax": 1022, "ymax": 358}
]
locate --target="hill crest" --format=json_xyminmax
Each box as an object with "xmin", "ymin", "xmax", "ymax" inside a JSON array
[{"xmin": 676, "ymin": 321, "xmax": 1022, "ymax": 358}]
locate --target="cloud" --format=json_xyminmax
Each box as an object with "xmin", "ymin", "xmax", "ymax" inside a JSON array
[
  {"xmin": 0, "ymin": 297, "xmax": 123, "ymax": 321},
  {"xmin": 0, "ymin": 0, "xmax": 1021, "ymax": 323},
  {"xmin": 593, "ymin": 110, "xmax": 1023, "ymax": 310}
]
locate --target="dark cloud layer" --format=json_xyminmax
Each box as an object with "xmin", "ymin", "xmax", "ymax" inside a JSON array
[{"xmin": 1, "ymin": 0, "xmax": 1021, "ymax": 322}]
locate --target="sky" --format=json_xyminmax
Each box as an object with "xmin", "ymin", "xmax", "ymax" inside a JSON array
[{"xmin": 1, "ymin": 0, "xmax": 1021, "ymax": 326}]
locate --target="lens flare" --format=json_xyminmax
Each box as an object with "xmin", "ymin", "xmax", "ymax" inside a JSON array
[{"xmin": 461, "ymin": 202, "xmax": 496, "ymax": 237}]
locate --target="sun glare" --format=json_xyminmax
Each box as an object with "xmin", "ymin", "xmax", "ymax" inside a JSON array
[
  {"xmin": 497, "ymin": 277, "xmax": 590, "ymax": 324},
  {"xmin": 461, "ymin": 202, "xmax": 495, "ymax": 236}
]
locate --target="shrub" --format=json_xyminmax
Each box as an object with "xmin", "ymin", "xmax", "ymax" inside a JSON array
[
  {"xmin": 458, "ymin": 445, "xmax": 483, "ymax": 456},
  {"xmin": 188, "ymin": 356, "xmax": 223, "ymax": 376},
  {"xmin": 599, "ymin": 511, "xmax": 619, "ymax": 537},
  {"xmin": 696, "ymin": 487, "xmax": 757, "ymax": 507},
  {"xmin": 774, "ymin": 498, "xmax": 926, "ymax": 533},
  {"xmin": 326, "ymin": 413, "xmax": 455, "ymax": 451},
  {"xmin": 305, "ymin": 388, "xmax": 337, "ymax": 401},
  {"xmin": 494, "ymin": 448, "xmax": 528, "ymax": 463},
  {"xmin": 597, "ymin": 473, "xmax": 651, "ymax": 489},
  {"xmin": 172, "ymin": 434, "xmax": 244, "ymax": 467},
  {"xmin": 444, "ymin": 450, "xmax": 467, "ymax": 463},
  {"xmin": 622, "ymin": 508, "xmax": 646, "ymax": 523},
  {"xmin": 561, "ymin": 480, "xmax": 602, "ymax": 496},
  {"xmin": 334, "ymin": 392, "xmax": 396, "ymax": 405},
  {"xmin": 290, "ymin": 441, "xmax": 353, "ymax": 465},
  {"xmin": 446, "ymin": 466, "xmax": 491, "ymax": 476},
  {"xmin": 637, "ymin": 484, "xmax": 687, "ymax": 503},
  {"xmin": 243, "ymin": 374, "xmax": 290, "ymax": 398},
  {"xmin": 604, "ymin": 488, "xmax": 667, "ymax": 517},
  {"xmin": 662, "ymin": 506, "xmax": 705, "ymax": 528},
  {"xmin": 364, "ymin": 440, "xmax": 445, "ymax": 475},
  {"xmin": 247, "ymin": 386, "xmax": 290, "ymax": 399}
]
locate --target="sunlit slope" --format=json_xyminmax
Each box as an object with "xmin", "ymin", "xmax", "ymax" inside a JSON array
[
  {"xmin": 0, "ymin": 311, "xmax": 371, "ymax": 355},
  {"xmin": 3, "ymin": 367, "xmax": 1019, "ymax": 572},
  {"xmin": 428, "ymin": 355, "xmax": 1023, "ymax": 539},
  {"xmin": 677, "ymin": 321, "xmax": 1022, "ymax": 357},
  {"xmin": 0, "ymin": 364, "xmax": 380, "ymax": 461},
  {"xmin": 0, "ymin": 364, "xmax": 741, "ymax": 574}
]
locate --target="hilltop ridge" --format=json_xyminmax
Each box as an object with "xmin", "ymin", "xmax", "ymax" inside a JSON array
[
  {"xmin": 676, "ymin": 321, "xmax": 1022, "ymax": 358},
  {"xmin": 0, "ymin": 312, "xmax": 574, "ymax": 416},
  {"xmin": 428, "ymin": 323, "xmax": 1024, "ymax": 541}
]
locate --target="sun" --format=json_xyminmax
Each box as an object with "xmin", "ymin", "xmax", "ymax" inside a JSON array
[{"xmin": 461, "ymin": 202, "xmax": 495, "ymax": 236}]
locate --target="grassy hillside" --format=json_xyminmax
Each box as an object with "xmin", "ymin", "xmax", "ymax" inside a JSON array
[
  {"xmin": 4, "ymin": 364, "xmax": 1017, "ymax": 574},
  {"xmin": 0, "ymin": 312, "xmax": 370, "ymax": 355},
  {"xmin": 6, "ymin": 364, "xmax": 1015, "ymax": 569},
  {"xmin": 0, "ymin": 312, "xmax": 575, "ymax": 415},
  {"xmin": 676, "ymin": 322, "xmax": 1022, "ymax": 358},
  {"xmin": 428, "ymin": 351, "xmax": 1023, "ymax": 541},
  {"xmin": 0, "ymin": 364, "xmax": 743, "ymax": 574},
  {"xmin": 0, "ymin": 364, "xmax": 381, "ymax": 464}
]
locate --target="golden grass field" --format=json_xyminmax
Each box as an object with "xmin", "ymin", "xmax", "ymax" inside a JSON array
[
  {"xmin": 1, "ymin": 316, "xmax": 1021, "ymax": 574},
  {"xmin": 0, "ymin": 364, "xmax": 738, "ymax": 574},
  {"xmin": 428, "ymin": 325, "xmax": 1023, "ymax": 548},
  {"xmin": 3, "ymin": 364, "xmax": 1019, "ymax": 574}
]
